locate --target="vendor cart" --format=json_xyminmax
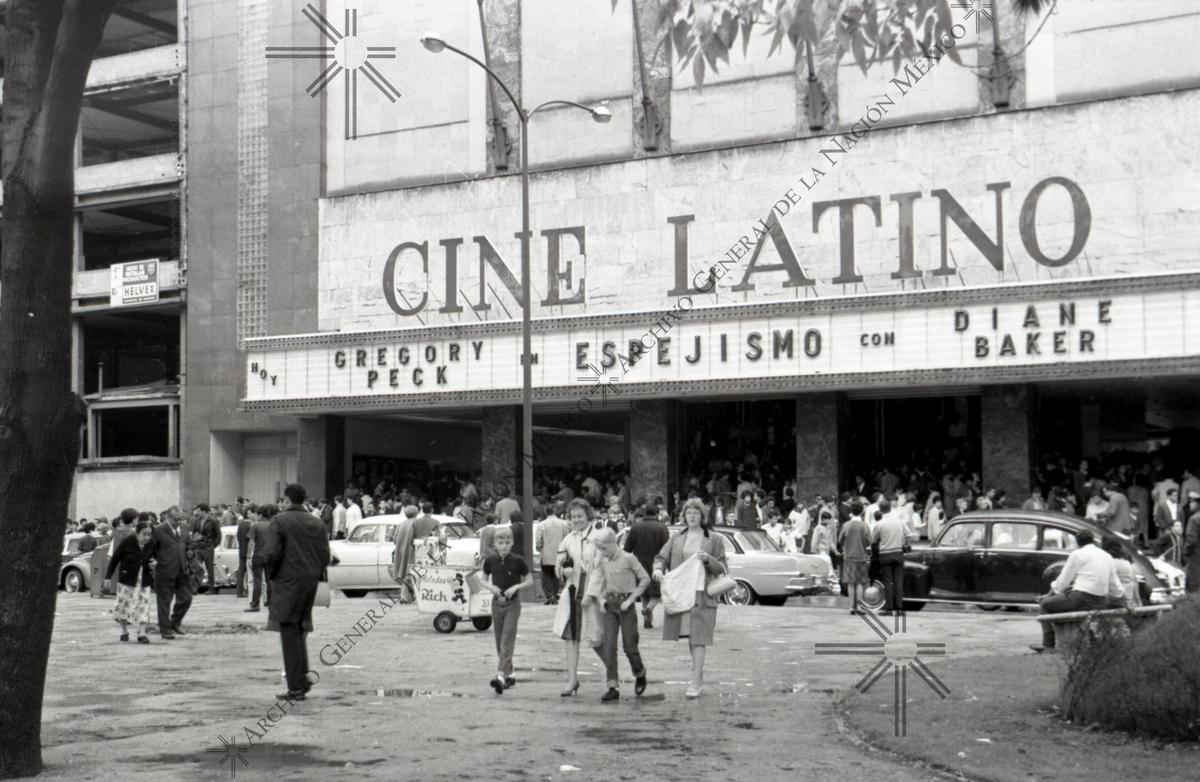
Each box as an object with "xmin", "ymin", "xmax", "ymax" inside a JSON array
[{"xmin": 413, "ymin": 564, "xmax": 493, "ymax": 633}]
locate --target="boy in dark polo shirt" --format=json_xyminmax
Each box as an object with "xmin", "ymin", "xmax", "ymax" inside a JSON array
[{"xmin": 480, "ymin": 527, "xmax": 532, "ymax": 694}]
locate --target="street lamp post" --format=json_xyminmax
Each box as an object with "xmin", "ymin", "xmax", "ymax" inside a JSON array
[{"xmin": 421, "ymin": 33, "xmax": 611, "ymax": 564}]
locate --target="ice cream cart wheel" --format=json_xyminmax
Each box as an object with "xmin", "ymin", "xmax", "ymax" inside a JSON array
[
  {"xmin": 471, "ymin": 617, "xmax": 492, "ymax": 632},
  {"xmin": 433, "ymin": 611, "xmax": 458, "ymax": 634}
]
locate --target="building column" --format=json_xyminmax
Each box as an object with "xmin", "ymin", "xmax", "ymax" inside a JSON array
[
  {"xmin": 795, "ymin": 393, "xmax": 846, "ymax": 500},
  {"xmin": 982, "ymin": 385, "xmax": 1037, "ymax": 503},
  {"xmin": 629, "ymin": 400, "xmax": 677, "ymax": 506},
  {"xmin": 481, "ymin": 405, "xmax": 522, "ymax": 498},
  {"xmin": 297, "ymin": 416, "xmax": 342, "ymax": 501}
]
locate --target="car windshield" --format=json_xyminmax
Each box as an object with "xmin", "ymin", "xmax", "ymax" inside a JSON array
[
  {"xmin": 348, "ymin": 525, "xmax": 380, "ymax": 543},
  {"xmin": 733, "ymin": 529, "xmax": 781, "ymax": 552}
]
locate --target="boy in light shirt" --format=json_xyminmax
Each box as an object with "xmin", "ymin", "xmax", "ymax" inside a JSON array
[{"xmin": 587, "ymin": 527, "xmax": 650, "ymax": 701}]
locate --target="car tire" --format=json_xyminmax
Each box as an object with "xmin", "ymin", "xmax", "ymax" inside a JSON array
[
  {"xmin": 471, "ymin": 617, "xmax": 492, "ymax": 631},
  {"xmin": 434, "ymin": 611, "xmax": 458, "ymax": 633},
  {"xmin": 978, "ymin": 604, "xmax": 1003, "ymax": 612},
  {"xmin": 342, "ymin": 589, "xmax": 368, "ymax": 598},
  {"xmin": 902, "ymin": 600, "xmax": 926, "ymax": 611},
  {"xmin": 723, "ymin": 581, "xmax": 756, "ymax": 606},
  {"xmin": 62, "ymin": 569, "xmax": 84, "ymax": 593}
]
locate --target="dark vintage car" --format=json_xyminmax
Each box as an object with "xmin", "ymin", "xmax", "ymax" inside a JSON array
[
  {"xmin": 667, "ymin": 524, "xmax": 834, "ymax": 605},
  {"xmin": 899, "ymin": 510, "xmax": 1183, "ymax": 610}
]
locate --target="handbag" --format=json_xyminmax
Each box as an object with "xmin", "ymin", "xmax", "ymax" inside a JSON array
[
  {"xmin": 314, "ymin": 580, "xmax": 331, "ymax": 608},
  {"xmin": 706, "ymin": 574, "xmax": 737, "ymax": 598}
]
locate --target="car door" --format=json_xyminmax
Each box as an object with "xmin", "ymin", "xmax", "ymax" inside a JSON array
[
  {"xmin": 336, "ymin": 524, "xmax": 382, "ymax": 587},
  {"xmin": 977, "ymin": 521, "xmax": 1042, "ymax": 602},
  {"xmin": 716, "ymin": 532, "xmax": 743, "ymax": 579},
  {"xmin": 925, "ymin": 521, "xmax": 989, "ymax": 599},
  {"xmin": 1035, "ymin": 524, "xmax": 1078, "ymax": 592},
  {"xmin": 379, "ymin": 523, "xmax": 399, "ymax": 583}
]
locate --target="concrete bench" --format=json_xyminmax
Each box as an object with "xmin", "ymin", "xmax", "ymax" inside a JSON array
[{"xmin": 1037, "ymin": 604, "xmax": 1173, "ymax": 651}]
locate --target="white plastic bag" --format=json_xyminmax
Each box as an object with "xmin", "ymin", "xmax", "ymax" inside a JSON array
[{"xmin": 661, "ymin": 555, "xmax": 704, "ymax": 615}]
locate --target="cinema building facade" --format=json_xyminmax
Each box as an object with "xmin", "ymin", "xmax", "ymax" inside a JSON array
[{"xmin": 170, "ymin": 1, "xmax": 1200, "ymax": 508}]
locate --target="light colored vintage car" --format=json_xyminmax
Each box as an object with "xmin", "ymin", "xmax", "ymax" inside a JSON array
[
  {"xmin": 60, "ymin": 533, "xmax": 95, "ymax": 592},
  {"xmin": 668, "ymin": 524, "xmax": 835, "ymax": 606},
  {"xmin": 329, "ymin": 514, "xmax": 479, "ymax": 597}
]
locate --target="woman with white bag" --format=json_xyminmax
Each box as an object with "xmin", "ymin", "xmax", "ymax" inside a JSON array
[
  {"xmin": 653, "ymin": 498, "xmax": 730, "ymax": 699},
  {"xmin": 553, "ymin": 498, "xmax": 604, "ymax": 697}
]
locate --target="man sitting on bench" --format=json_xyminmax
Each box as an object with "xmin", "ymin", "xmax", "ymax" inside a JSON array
[{"xmin": 1031, "ymin": 530, "xmax": 1125, "ymax": 653}]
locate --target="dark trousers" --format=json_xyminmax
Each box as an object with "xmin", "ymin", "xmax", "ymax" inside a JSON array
[
  {"xmin": 877, "ymin": 551, "xmax": 905, "ymax": 611},
  {"xmin": 540, "ymin": 565, "xmax": 559, "ymax": 601},
  {"xmin": 250, "ymin": 560, "xmax": 270, "ymax": 608},
  {"xmin": 279, "ymin": 622, "xmax": 310, "ymax": 693},
  {"xmin": 201, "ymin": 548, "xmax": 216, "ymax": 591},
  {"xmin": 235, "ymin": 556, "xmax": 248, "ymax": 597},
  {"xmin": 1039, "ymin": 589, "xmax": 1109, "ymax": 647},
  {"xmin": 600, "ymin": 603, "xmax": 645, "ymax": 688},
  {"xmin": 154, "ymin": 570, "xmax": 192, "ymax": 633},
  {"xmin": 491, "ymin": 597, "xmax": 521, "ymax": 676}
]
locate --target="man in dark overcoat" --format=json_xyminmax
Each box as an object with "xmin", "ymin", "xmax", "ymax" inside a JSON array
[{"xmin": 264, "ymin": 483, "xmax": 333, "ymax": 699}]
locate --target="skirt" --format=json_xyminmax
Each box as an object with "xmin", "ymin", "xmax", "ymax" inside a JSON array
[
  {"xmin": 113, "ymin": 583, "xmax": 152, "ymax": 624},
  {"xmin": 841, "ymin": 558, "xmax": 870, "ymax": 587},
  {"xmin": 662, "ymin": 591, "xmax": 717, "ymax": 647}
]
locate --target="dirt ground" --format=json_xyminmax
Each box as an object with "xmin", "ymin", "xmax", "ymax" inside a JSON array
[
  {"xmin": 840, "ymin": 652, "xmax": 1199, "ymax": 782},
  {"xmin": 40, "ymin": 591, "xmax": 1039, "ymax": 781}
]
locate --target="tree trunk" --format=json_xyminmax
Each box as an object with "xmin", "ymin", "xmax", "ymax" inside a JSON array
[{"xmin": 0, "ymin": 1, "xmax": 119, "ymax": 777}]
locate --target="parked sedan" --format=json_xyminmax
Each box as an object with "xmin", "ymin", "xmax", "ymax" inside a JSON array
[
  {"xmin": 668, "ymin": 525, "xmax": 834, "ymax": 605},
  {"xmin": 900, "ymin": 510, "xmax": 1183, "ymax": 610},
  {"xmin": 329, "ymin": 515, "xmax": 478, "ymax": 597}
]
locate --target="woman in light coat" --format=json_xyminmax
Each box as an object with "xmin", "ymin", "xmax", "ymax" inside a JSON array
[
  {"xmin": 653, "ymin": 498, "xmax": 728, "ymax": 699},
  {"xmin": 553, "ymin": 498, "xmax": 602, "ymax": 696}
]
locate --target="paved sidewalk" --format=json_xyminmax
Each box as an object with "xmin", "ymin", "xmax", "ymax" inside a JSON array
[{"xmin": 41, "ymin": 591, "xmax": 1033, "ymax": 781}]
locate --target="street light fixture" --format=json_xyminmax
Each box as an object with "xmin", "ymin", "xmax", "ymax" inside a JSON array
[{"xmin": 421, "ymin": 31, "xmax": 609, "ymax": 564}]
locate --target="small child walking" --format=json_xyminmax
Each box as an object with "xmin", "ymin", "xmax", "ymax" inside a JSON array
[
  {"xmin": 587, "ymin": 526, "xmax": 650, "ymax": 702},
  {"xmin": 480, "ymin": 527, "xmax": 532, "ymax": 694}
]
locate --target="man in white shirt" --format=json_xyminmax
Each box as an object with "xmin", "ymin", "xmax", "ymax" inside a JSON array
[
  {"xmin": 787, "ymin": 503, "xmax": 810, "ymax": 552},
  {"xmin": 344, "ymin": 498, "xmax": 363, "ymax": 533},
  {"xmin": 1033, "ymin": 530, "xmax": 1124, "ymax": 652},
  {"xmin": 331, "ymin": 496, "xmax": 347, "ymax": 539}
]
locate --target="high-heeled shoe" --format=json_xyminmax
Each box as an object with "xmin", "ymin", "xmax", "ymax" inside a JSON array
[
  {"xmin": 684, "ymin": 684, "xmax": 703, "ymax": 699},
  {"xmin": 560, "ymin": 681, "xmax": 580, "ymax": 697}
]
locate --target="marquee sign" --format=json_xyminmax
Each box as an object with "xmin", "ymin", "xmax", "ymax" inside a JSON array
[
  {"xmin": 317, "ymin": 91, "xmax": 1200, "ymax": 333},
  {"xmin": 245, "ymin": 288, "xmax": 1198, "ymax": 404}
]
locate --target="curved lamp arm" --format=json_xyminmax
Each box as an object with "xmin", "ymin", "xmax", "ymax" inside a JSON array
[
  {"xmin": 529, "ymin": 99, "xmax": 612, "ymax": 122},
  {"xmin": 421, "ymin": 35, "xmax": 527, "ymax": 123},
  {"xmin": 422, "ymin": 34, "xmax": 611, "ymax": 125}
]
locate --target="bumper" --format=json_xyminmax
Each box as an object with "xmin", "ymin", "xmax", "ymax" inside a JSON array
[{"xmin": 784, "ymin": 574, "xmax": 830, "ymax": 595}]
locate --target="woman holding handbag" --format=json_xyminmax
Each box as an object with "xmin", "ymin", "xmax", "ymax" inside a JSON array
[
  {"xmin": 553, "ymin": 498, "xmax": 603, "ymax": 697},
  {"xmin": 652, "ymin": 498, "xmax": 730, "ymax": 699},
  {"xmin": 103, "ymin": 520, "xmax": 154, "ymax": 643}
]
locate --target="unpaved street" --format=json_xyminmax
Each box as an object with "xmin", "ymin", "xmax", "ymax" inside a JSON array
[{"xmin": 40, "ymin": 591, "xmax": 1034, "ymax": 781}]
